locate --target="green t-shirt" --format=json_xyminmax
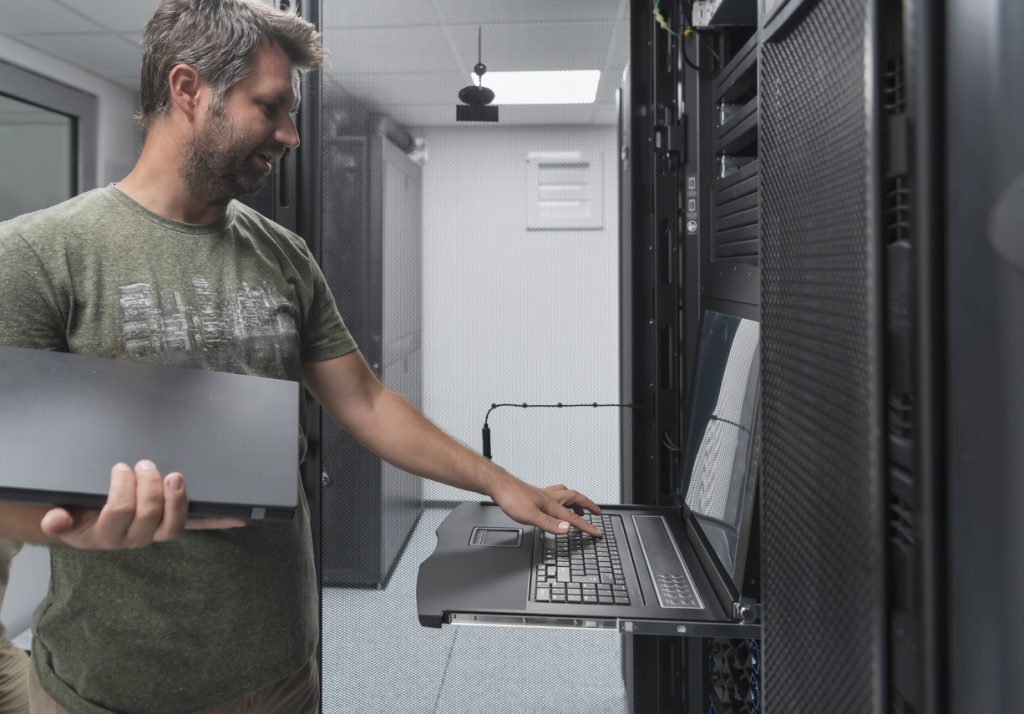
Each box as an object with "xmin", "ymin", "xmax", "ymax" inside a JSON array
[{"xmin": 0, "ymin": 186, "xmax": 356, "ymax": 713}]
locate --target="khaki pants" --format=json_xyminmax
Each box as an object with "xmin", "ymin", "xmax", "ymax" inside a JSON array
[
  {"xmin": 0, "ymin": 639, "xmax": 29, "ymax": 714},
  {"xmin": 28, "ymin": 658, "xmax": 319, "ymax": 714},
  {"xmin": 0, "ymin": 536, "xmax": 29, "ymax": 713}
]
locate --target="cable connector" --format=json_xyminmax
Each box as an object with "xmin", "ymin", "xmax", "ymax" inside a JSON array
[{"xmin": 653, "ymin": 2, "xmax": 693, "ymax": 39}]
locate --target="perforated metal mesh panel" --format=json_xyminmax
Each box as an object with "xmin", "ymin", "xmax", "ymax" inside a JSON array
[{"xmin": 760, "ymin": 0, "xmax": 883, "ymax": 711}]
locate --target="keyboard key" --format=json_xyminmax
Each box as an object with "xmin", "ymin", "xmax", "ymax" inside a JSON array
[{"xmin": 536, "ymin": 589, "xmax": 550, "ymax": 602}]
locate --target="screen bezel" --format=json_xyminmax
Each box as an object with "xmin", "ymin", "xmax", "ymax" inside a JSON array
[{"xmin": 677, "ymin": 308, "xmax": 762, "ymax": 599}]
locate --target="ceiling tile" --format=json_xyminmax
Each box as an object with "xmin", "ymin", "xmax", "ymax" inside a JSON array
[
  {"xmin": 327, "ymin": 71, "xmax": 466, "ymax": 108},
  {"xmin": 448, "ymin": 21, "xmax": 616, "ymax": 73},
  {"xmin": 322, "ymin": 0, "xmax": 620, "ymax": 28},
  {"xmin": 376, "ymin": 101, "xmax": 619, "ymax": 128},
  {"xmin": 322, "ymin": 25, "xmax": 456, "ymax": 75},
  {"xmin": 0, "ymin": 0, "xmax": 103, "ymax": 34},
  {"xmin": 17, "ymin": 33, "xmax": 142, "ymax": 81},
  {"xmin": 431, "ymin": 0, "xmax": 621, "ymax": 25},
  {"xmin": 322, "ymin": 0, "xmax": 441, "ymax": 29},
  {"xmin": 61, "ymin": 0, "xmax": 160, "ymax": 32}
]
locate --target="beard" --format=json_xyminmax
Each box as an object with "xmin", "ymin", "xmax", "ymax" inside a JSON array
[{"xmin": 180, "ymin": 107, "xmax": 273, "ymax": 203}]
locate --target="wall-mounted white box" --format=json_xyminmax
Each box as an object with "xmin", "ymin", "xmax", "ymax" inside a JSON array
[{"xmin": 526, "ymin": 151, "xmax": 603, "ymax": 230}]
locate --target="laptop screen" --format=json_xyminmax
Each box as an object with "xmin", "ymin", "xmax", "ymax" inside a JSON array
[{"xmin": 678, "ymin": 310, "xmax": 761, "ymax": 578}]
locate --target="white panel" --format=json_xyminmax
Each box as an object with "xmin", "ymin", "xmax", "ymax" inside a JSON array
[
  {"xmin": 64, "ymin": 0, "xmax": 160, "ymax": 32},
  {"xmin": 526, "ymin": 151, "xmax": 603, "ymax": 230},
  {"xmin": 593, "ymin": 71, "xmax": 624, "ymax": 106},
  {"xmin": 589, "ymin": 103, "xmax": 618, "ymax": 125},
  {"xmin": 17, "ymin": 33, "xmax": 142, "ymax": 80},
  {"xmin": 0, "ymin": 0, "xmax": 102, "ymax": 34},
  {"xmin": 419, "ymin": 126, "xmax": 620, "ymax": 504}
]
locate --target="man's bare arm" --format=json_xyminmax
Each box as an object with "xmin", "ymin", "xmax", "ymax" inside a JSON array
[{"xmin": 302, "ymin": 351, "xmax": 603, "ymax": 537}]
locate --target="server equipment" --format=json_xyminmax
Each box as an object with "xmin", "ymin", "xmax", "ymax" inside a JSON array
[
  {"xmin": 626, "ymin": 0, "xmax": 1021, "ymax": 710},
  {"xmin": 317, "ymin": 80, "xmax": 424, "ymax": 588}
]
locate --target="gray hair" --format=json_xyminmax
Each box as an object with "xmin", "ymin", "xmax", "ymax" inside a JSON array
[{"xmin": 138, "ymin": 0, "xmax": 325, "ymax": 131}]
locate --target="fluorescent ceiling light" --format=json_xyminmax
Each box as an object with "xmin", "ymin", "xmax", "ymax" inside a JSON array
[{"xmin": 471, "ymin": 70, "xmax": 601, "ymax": 105}]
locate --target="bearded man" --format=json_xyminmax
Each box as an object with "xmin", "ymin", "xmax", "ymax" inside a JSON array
[{"xmin": 0, "ymin": 1, "xmax": 602, "ymax": 712}]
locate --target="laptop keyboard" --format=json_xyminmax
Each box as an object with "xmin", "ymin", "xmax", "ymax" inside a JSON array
[{"xmin": 534, "ymin": 514, "xmax": 630, "ymax": 606}]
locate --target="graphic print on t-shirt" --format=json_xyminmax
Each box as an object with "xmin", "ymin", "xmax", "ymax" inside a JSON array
[{"xmin": 118, "ymin": 276, "xmax": 296, "ymax": 366}]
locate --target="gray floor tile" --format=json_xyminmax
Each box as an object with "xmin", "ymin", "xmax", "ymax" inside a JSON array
[
  {"xmin": 322, "ymin": 508, "xmax": 456, "ymax": 714},
  {"xmin": 436, "ymin": 626, "xmax": 627, "ymax": 714},
  {"xmin": 322, "ymin": 507, "xmax": 627, "ymax": 714}
]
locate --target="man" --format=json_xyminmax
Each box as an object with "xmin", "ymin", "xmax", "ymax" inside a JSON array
[
  {"xmin": 0, "ymin": 538, "xmax": 29, "ymax": 713},
  {"xmin": 0, "ymin": 1, "xmax": 602, "ymax": 712}
]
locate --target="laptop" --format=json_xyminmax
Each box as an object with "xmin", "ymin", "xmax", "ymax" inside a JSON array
[
  {"xmin": 417, "ymin": 310, "xmax": 762, "ymax": 637},
  {"xmin": 0, "ymin": 346, "xmax": 300, "ymax": 521}
]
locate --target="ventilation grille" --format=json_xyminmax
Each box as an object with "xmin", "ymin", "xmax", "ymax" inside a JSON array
[
  {"xmin": 885, "ymin": 175, "xmax": 911, "ymax": 245},
  {"xmin": 712, "ymin": 160, "xmax": 760, "ymax": 261},
  {"xmin": 887, "ymin": 391, "xmax": 914, "ymax": 440},
  {"xmin": 884, "ymin": 52, "xmax": 907, "ymax": 114},
  {"xmin": 760, "ymin": 0, "xmax": 882, "ymax": 710},
  {"xmin": 711, "ymin": 32, "xmax": 761, "ymax": 265}
]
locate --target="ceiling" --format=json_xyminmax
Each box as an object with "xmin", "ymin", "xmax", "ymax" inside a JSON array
[{"xmin": 0, "ymin": 0, "xmax": 629, "ymax": 127}]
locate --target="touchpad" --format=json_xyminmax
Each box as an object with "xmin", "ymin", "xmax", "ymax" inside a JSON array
[{"xmin": 469, "ymin": 527, "xmax": 523, "ymax": 548}]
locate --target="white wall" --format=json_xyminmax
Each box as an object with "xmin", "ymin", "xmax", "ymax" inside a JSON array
[
  {"xmin": 0, "ymin": 34, "xmax": 140, "ymax": 187},
  {"xmin": 418, "ymin": 125, "xmax": 621, "ymax": 504},
  {"xmin": 0, "ymin": 35, "xmax": 140, "ymax": 639}
]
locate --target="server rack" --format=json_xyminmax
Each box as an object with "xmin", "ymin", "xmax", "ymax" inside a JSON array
[
  {"xmin": 318, "ymin": 80, "xmax": 424, "ymax": 588},
  {"xmin": 622, "ymin": 1, "xmax": 688, "ymax": 710},
  {"xmin": 623, "ymin": 2, "xmax": 763, "ymax": 712}
]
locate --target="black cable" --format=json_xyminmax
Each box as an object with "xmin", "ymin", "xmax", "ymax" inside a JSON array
[
  {"xmin": 662, "ymin": 432, "xmax": 683, "ymax": 453},
  {"xmin": 679, "ymin": 0, "xmax": 721, "ymax": 79},
  {"xmin": 481, "ymin": 402, "xmax": 642, "ymax": 459},
  {"xmin": 681, "ymin": 25, "xmax": 721, "ymax": 79}
]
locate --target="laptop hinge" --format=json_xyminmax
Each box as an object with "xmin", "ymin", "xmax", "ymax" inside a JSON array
[{"xmin": 685, "ymin": 516, "xmax": 742, "ymax": 616}]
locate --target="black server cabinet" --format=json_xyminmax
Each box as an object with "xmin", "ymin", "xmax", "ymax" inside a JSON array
[
  {"xmin": 757, "ymin": 0, "xmax": 933, "ymax": 710},
  {"xmin": 621, "ymin": 1, "xmax": 687, "ymax": 711},
  {"xmin": 318, "ymin": 81, "xmax": 424, "ymax": 588},
  {"xmin": 624, "ymin": 2, "xmax": 763, "ymax": 712},
  {"xmin": 759, "ymin": 0, "xmax": 889, "ymax": 710}
]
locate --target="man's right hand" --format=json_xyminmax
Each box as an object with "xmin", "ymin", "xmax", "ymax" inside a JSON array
[{"xmin": 39, "ymin": 460, "xmax": 246, "ymax": 550}]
